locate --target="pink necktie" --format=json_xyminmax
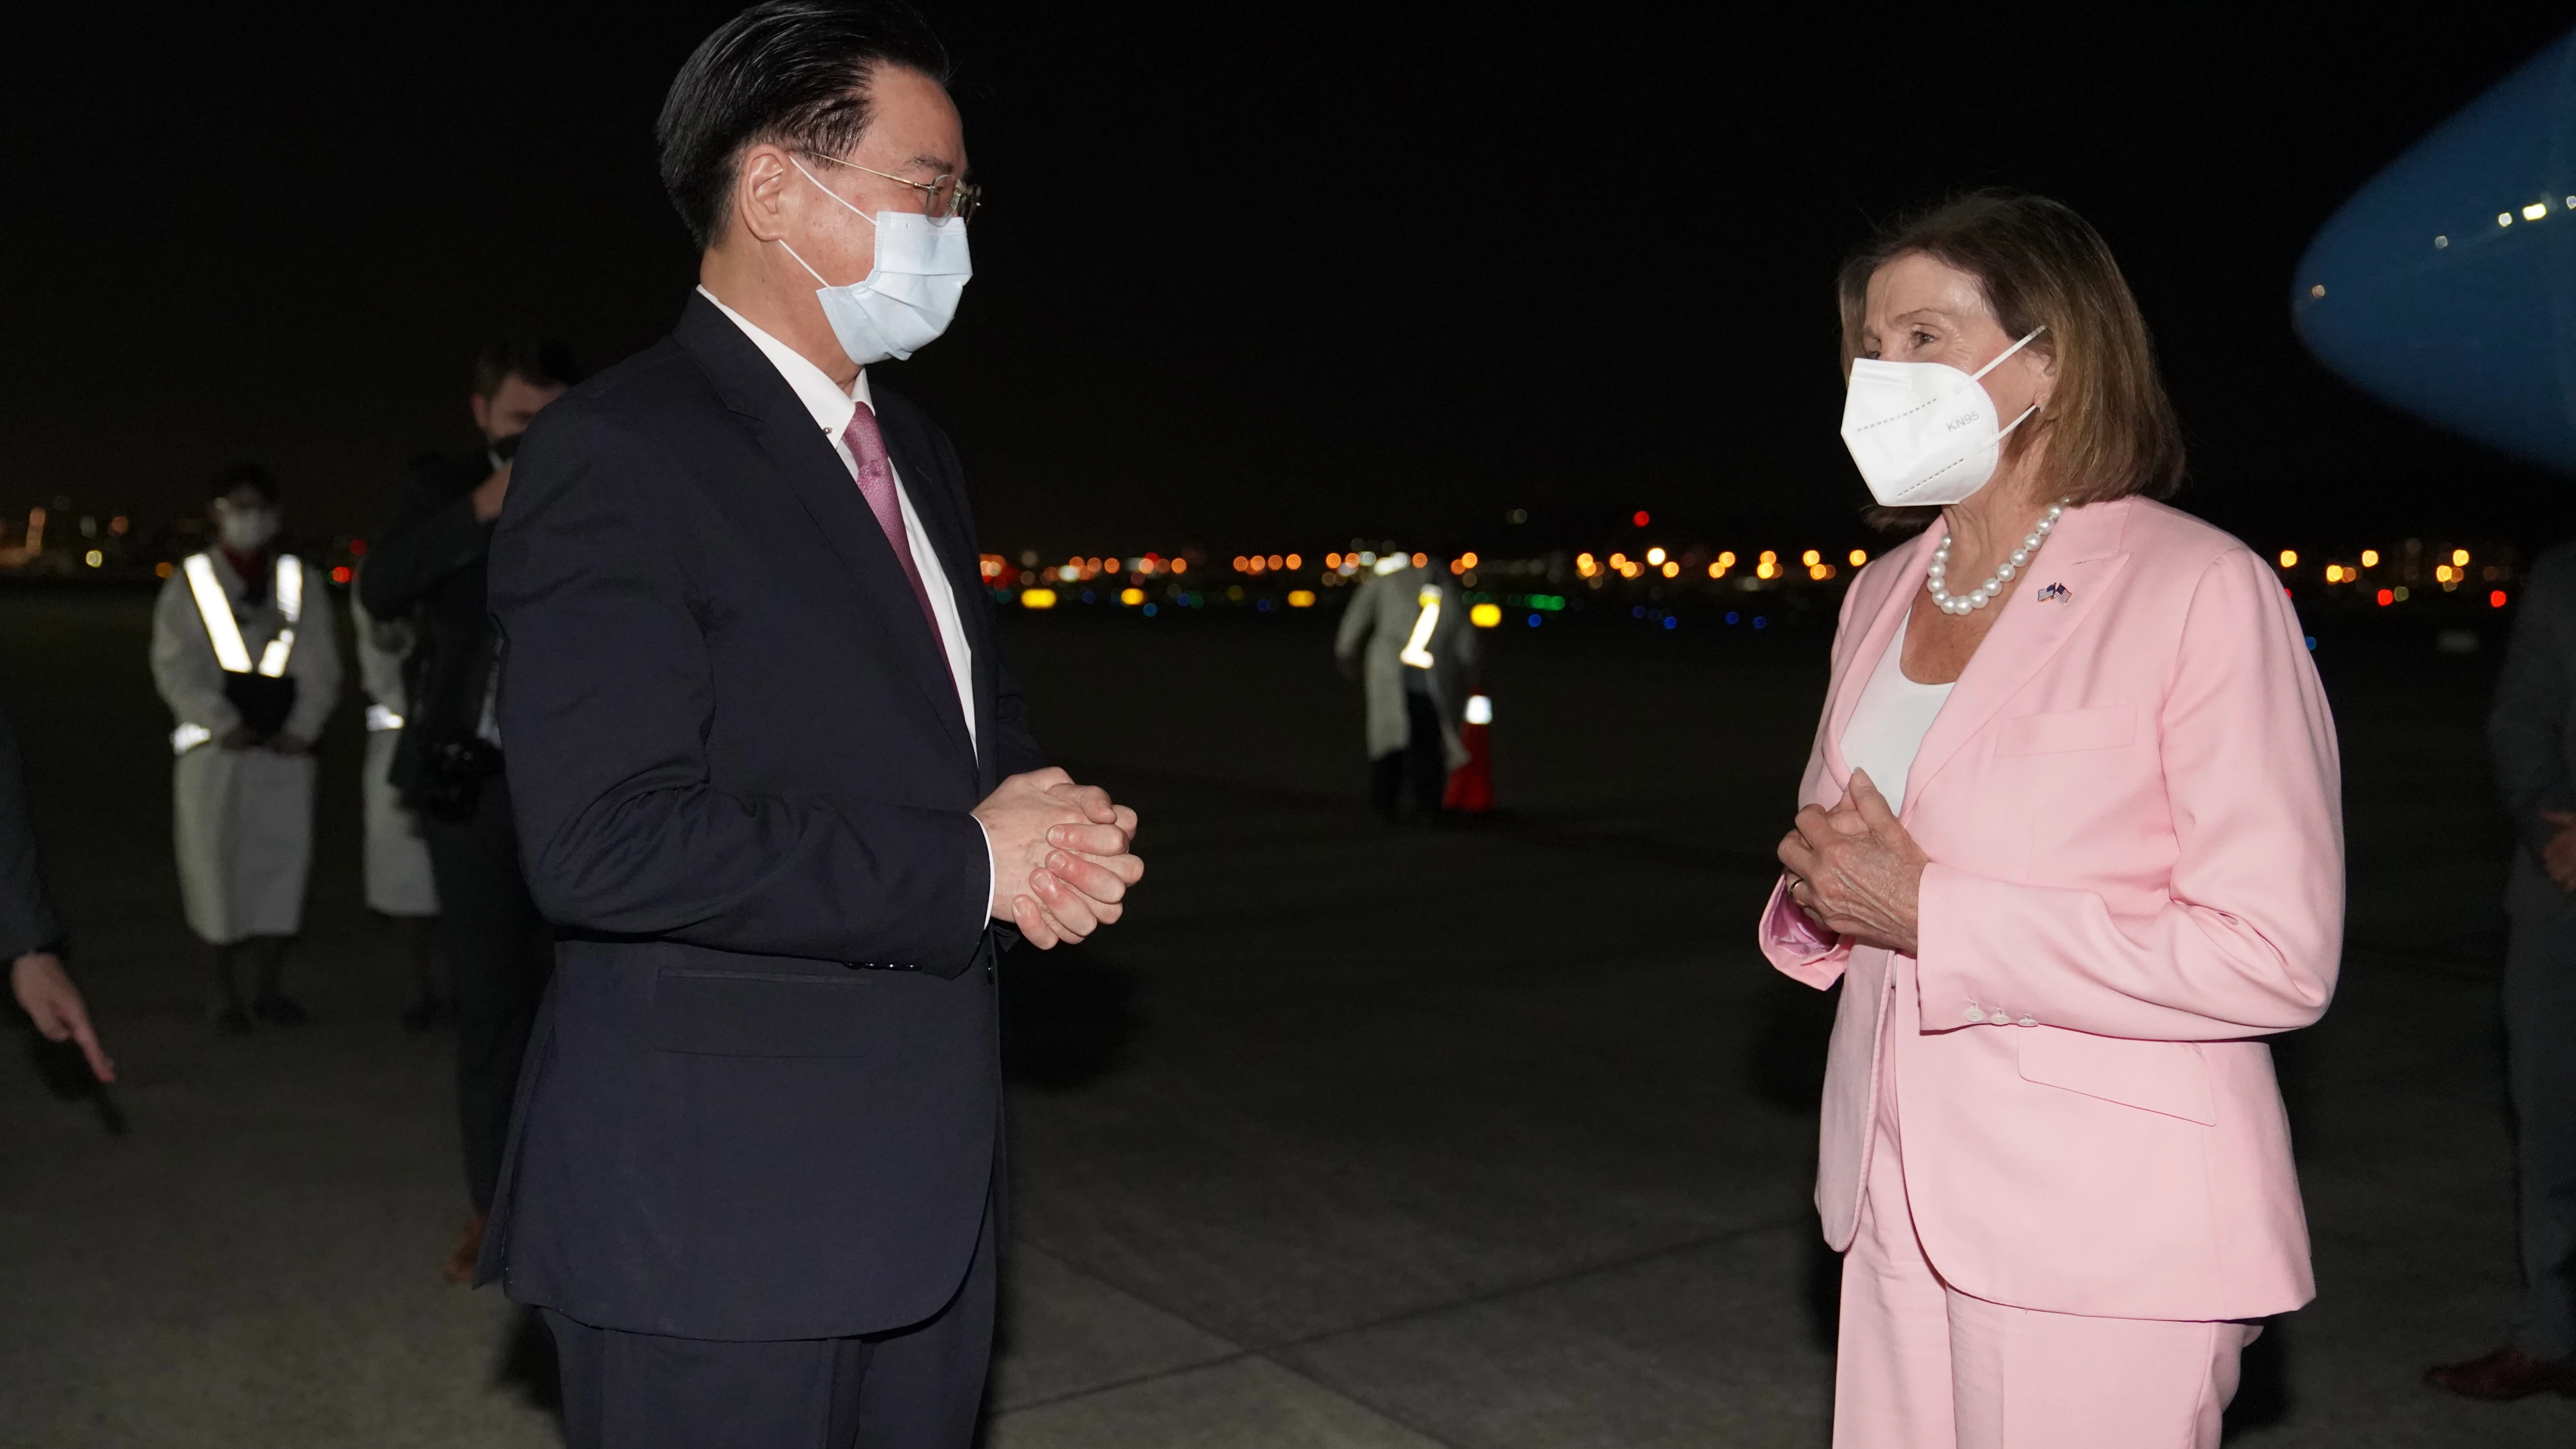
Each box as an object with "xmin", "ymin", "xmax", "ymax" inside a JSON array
[{"xmin": 840, "ymin": 401, "xmax": 948, "ymax": 664}]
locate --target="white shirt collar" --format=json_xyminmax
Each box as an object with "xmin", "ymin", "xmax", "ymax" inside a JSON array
[{"xmin": 696, "ymin": 285, "xmax": 869, "ymax": 438}]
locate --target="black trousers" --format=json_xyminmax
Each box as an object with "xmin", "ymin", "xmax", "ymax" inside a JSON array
[
  {"xmin": 543, "ymin": 1195, "xmax": 997, "ymax": 1449},
  {"xmin": 2506, "ymin": 900, "xmax": 2576, "ymax": 1358},
  {"xmin": 422, "ymin": 771, "xmax": 550, "ymax": 1214},
  {"xmin": 1369, "ymin": 691, "xmax": 1449, "ymax": 819}
]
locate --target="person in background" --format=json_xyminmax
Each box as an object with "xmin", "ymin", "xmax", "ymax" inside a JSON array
[
  {"xmin": 360, "ymin": 338, "xmax": 577, "ymax": 1282},
  {"xmin": 349, "ymin": 584, "xmax": 443, "ymax": 1031},
  {"xmin": 2429, "ymin": 542, "xmax": 2576, "ymax": 1399},
  {"xmin": 1, "ymin": 690, "xmax": 112, "ymax": 1082},
  {"xmin": 1335, "ymin": 544, "xmax": 1478, "ymax": 821},
  {"xmin": 151, "ymin": 463, "xmax": 342, "ymax": 1034}
]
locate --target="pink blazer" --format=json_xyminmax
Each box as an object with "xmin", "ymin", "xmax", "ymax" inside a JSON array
[{"xmin": 1759, "ymin": 496, "xmax": 2342, "ymax": 1321}]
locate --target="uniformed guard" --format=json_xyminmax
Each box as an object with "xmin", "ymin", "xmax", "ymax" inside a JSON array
[
  {"xmin": 1333, "ymin": 544, "xmax": 1480, "ymax": 821},
  {"xmin": 149, "ymin": 464, "xmax": 342, "ymax": 1032},
  {"xmin": 351, "ymin": 582, "xmax": 442, "ymax": 1030}
]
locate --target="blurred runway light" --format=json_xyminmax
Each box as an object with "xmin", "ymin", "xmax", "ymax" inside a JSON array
[
  {"xmin": 1470, "ymin": 603, "xmax": 1502, "ymax": 628},
  {"xmin": 1020, "ymin": 588, "xmax": 1059, "ymax": 609},
  {"xmin": 1120, "ymin": 588, "xmax": 1145, "ymax": 606},
  {"xmin": 1288, "ymin": 590, "xmax": 1315, "ymax": 608},
  {"xmin": 1465, "ymin": 694, "xmax": 1493, "ymax": 724}
]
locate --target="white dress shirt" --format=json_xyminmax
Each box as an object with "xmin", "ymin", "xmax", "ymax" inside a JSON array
[
  {"xmin": 698, "ymin": 286, "xmax": 978, "ymax": 746},
  {"xmin": 699, "ymin": 286, "xmax": 996, "ymax": 925}
]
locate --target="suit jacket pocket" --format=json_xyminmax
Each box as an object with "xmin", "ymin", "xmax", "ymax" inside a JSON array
[
  {"xmin": 649, "ymin": 965, "xmax": 883, "ymax": 1058},
  {"xmin": 1995, "ymin": 704, "xmax": 2136, "ymax": 756},
  {"xmin": 2016, "ymin": 1027, "xmax": 2216, "ymax": 1124}
]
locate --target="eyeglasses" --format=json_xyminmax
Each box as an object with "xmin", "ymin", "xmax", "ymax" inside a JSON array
[{"xmin": 799, "ymin": 150, "xmax": 981, "ymax": 223}]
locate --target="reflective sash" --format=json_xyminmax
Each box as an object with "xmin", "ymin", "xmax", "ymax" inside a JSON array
[
  {"xmin": 259, "ymin": 554, "xmax": 304, "ymax": 677},
  {"xmin": 365, "ymin": 704, "xmax": 404, "ymax": 732},
  {"xmin": 1400, "ymin": 585, "xmax": 1442, "ymax": 669},
  {"xmin": 175, "ymin": 553, "xmax": 305, "ymax": 754},
  {"xmin": 182, "ymin": 554, "xmax": 252, "ymax": 672},
  {"xmin": 182, "ymin": 552, "xmax": 302, "ymax": 678}
]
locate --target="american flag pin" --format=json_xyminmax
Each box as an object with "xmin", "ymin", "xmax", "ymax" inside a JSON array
[{"xmin": 2036, "ymin": 582, "xmax": 2070, "ymax": 603}]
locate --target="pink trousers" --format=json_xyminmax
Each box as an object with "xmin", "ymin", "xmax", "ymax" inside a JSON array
[{"xmin": 1832, "ymin": 1004, "xmax": 2258, "ymax": 1448}]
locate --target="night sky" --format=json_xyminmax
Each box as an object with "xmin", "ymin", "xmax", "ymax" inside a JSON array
[{"xmin": 3, "ymin": 5, "xmax": 2570, "ymax": 553}]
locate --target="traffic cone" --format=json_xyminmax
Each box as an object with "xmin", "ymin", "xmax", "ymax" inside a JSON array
[{"xmin": 1444, "ymin": 694, "xmax": 1493, "ymax": 813}]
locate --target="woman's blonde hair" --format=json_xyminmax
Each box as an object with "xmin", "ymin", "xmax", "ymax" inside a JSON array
[{"xmin": 1838, "ymin": 190, "xmax": 2184, "ymax": 520}]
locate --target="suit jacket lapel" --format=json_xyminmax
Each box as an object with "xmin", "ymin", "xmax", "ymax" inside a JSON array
[
  {"xmin": 674, "ymin": 298, "xmax": 977, "ymax": 769},
  {"xmin": 1901, "ymin": 498, "xmax": 2135, "ymax": 817}
]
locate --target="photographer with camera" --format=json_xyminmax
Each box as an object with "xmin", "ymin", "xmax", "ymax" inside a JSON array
[
  {"xmin": 360, "ymin": 338, "xmax": 576, "ymax": 1282},
  {"xmin": 151, "ymin": 463, "xmax": 343, "ymax": 1034}
]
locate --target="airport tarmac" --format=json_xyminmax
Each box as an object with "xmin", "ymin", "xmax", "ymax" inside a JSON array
[{"xmin": 0, "ymin": 589, "xmax": 2566, "ymax": 1446}]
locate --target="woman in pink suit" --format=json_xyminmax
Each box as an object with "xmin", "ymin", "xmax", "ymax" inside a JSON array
[{"xmin": 1767, "ymin": 190, "xmax": 2342, "ymax": 1448}]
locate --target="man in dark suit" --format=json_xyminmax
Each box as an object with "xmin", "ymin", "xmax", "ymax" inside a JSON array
[
  {"xmin": 480, "ymin": 5, "xmax": 1142, "ymax": 1444},
  {"xmin": 2432, "ymin": 541, "xmax": 2576, "ymax": 1399},
  {"xmin": 360, "ymin": 338, "xmax": 578, "ymax": 1282}
]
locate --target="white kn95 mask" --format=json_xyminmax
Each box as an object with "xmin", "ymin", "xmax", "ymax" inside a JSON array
[{"xmin": 1839, "ymin": 325, "xmax": 2046, "ymax": 507}]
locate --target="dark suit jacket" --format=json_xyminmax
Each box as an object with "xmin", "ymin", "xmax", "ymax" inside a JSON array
[
  {"xmin": 2494, "ymin": 539, "xmax": 2576, "ymax": 916},
  {"xmin": 357, "ymin": 452, "xmax": 499, "ymax": 798},
  {"xmin": 0, "ymin": 696, "xmax": 63, "ymax": 961},
  {"xmin": 479, "ymin": 294, "xmax": 1043, "ymax": 1340}
]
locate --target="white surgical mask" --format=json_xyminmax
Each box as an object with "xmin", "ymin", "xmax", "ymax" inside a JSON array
[
  {"xmin": 780, "ymin": 155, "xmax": 972, "ymax": 367},
  {"xmin": 1839, "ymin": 326, "xmax": 2046, "ymax": 507},
  {"xmin": 217, "ymin": 507, "xmax": 279, "ymax": 552}
]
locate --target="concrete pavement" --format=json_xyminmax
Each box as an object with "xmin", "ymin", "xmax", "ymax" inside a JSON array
[{"xmin": 0, "ymin": 592, "xmax": 2564, "ymax": 1445}]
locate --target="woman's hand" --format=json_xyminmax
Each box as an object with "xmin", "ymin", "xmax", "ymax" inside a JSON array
[{"xmin": 1776, "ymin": 770, "xmax": 1928, "ymax": 956}]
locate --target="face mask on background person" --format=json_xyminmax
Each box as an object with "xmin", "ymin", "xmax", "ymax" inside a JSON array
[
  {"xmin": 778, "ymin": 155, "xmax": 972, "ymax": 368},
  {"xmin": 216, "ymin": 505, "xmax": 280, "ymax": 553},
  {"xmin": 1838, "ymin": 325, "xmax": 2047, "ymax": 508}
]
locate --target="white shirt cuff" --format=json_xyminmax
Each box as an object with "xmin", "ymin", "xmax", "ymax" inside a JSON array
[{"xmin": 975, "ymin": 815, "xmax": 997, "ymax": 927}]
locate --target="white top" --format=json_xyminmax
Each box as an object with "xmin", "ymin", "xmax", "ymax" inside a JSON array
[
  {"xmin": 1839, "ymin": 612, "xmax": 1951, "ymax": 816},
  {"xmin": 698, "ymin": 286, "xmax": 977, "ymax": 748}
]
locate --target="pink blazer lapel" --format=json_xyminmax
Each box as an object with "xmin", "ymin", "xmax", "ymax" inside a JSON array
[{"xmin": 1900, "ymin": 499, "xmax": 2135, "ymax": 817}]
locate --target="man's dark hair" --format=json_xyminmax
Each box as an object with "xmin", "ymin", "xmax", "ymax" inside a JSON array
[
  {"xmin": 657, "ymin": 1, "xmax": 952, "ymax": 251},
  {"xmin": 471, "ymin": 338, "xmax": 583, "ymax": 400},
  {"xmin": 207, "ymin": 461, "xmax": 280, "ymax": 506}
]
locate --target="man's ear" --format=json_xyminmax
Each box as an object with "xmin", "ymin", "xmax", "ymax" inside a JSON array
[
  {"xmin": 733, "ymin": 144, "xmax": 795, "ymax": 245},
  {"xmin": 468, "ymin": 392, "xmax": 492, "ymax": 434}
]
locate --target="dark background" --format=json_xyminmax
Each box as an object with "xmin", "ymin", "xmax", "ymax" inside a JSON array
[{"xmin": 1, "ymin": 4, "xmax": 2569, "ymax": 551}]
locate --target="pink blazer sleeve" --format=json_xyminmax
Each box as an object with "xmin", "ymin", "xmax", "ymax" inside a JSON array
[
  {"xmin": 1758, "ymin": 578, "xmax": 1862, "ymax": 991},
  {"xmin": 1914, "ymin": 549, "xmax": 2342, "ymax": 1039}
]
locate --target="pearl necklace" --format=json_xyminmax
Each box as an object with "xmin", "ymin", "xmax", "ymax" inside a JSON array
[{"xmin": 1925, "ymin": 501, "xmax": 2067, "ymax": 615}]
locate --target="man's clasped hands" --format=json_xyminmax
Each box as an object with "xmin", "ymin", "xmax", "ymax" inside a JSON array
[{"xmin": 973, "ymin": 767, "xmax": 1145, "ymax": 949}]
